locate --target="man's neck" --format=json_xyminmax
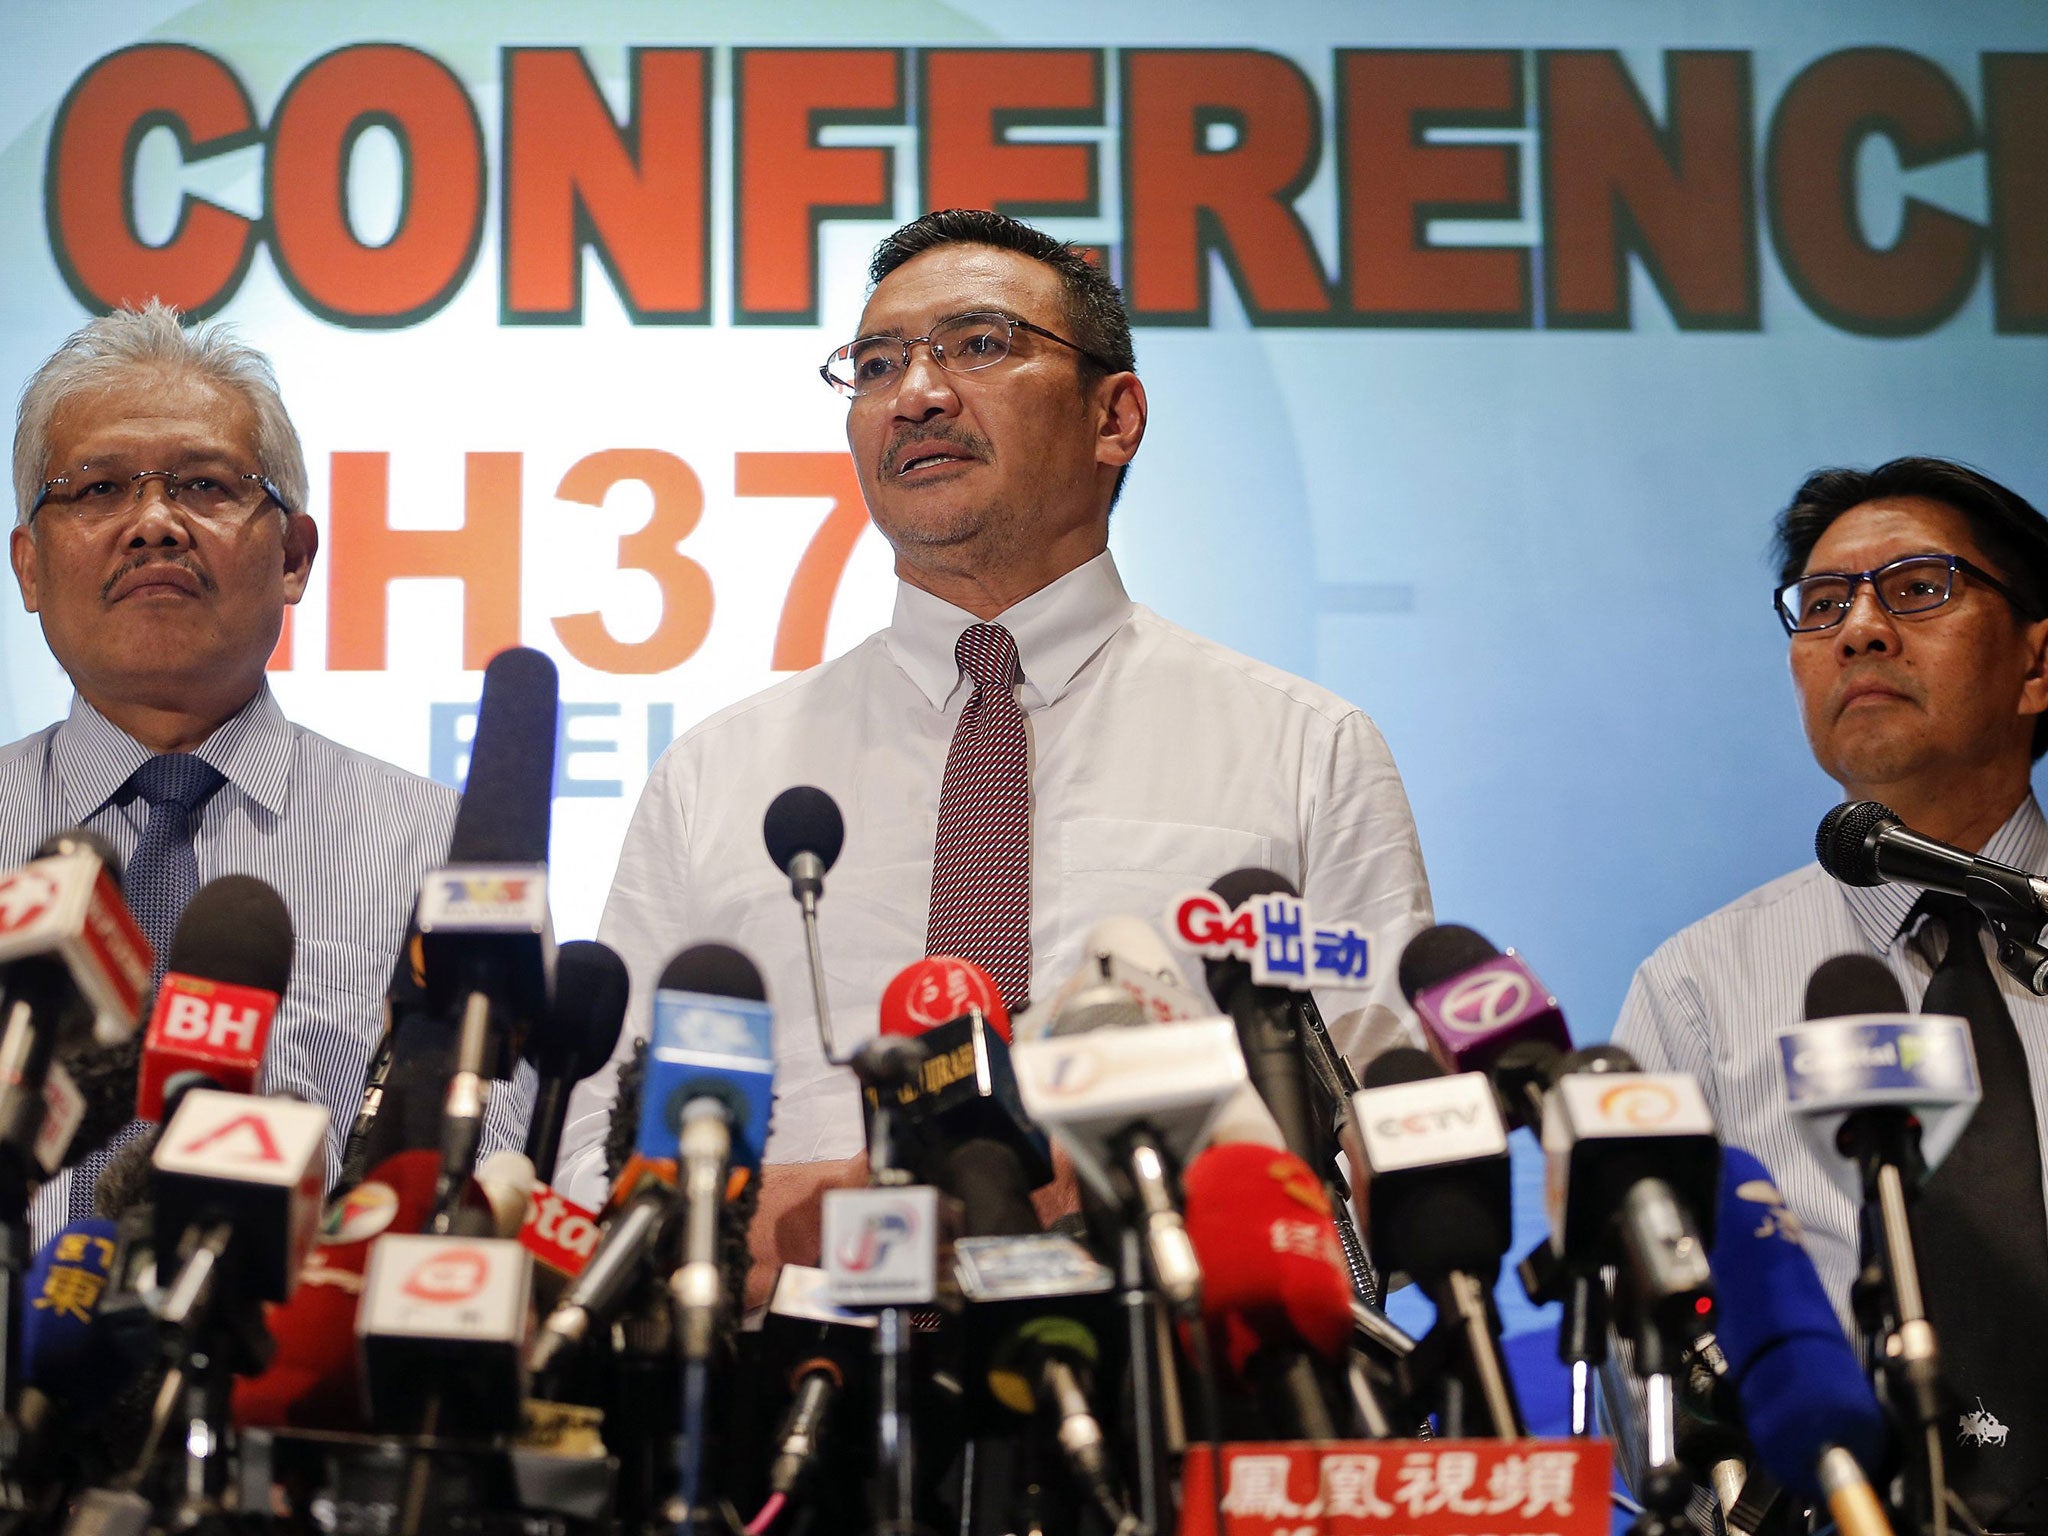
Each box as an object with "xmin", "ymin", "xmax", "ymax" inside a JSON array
[
  {"xmin": 85, "ymin": 686, "xmax": 254, "ymax": 754},
  {"xmin": 1848, "ymin": 770, "xmax": 2033, "ymax": 855},
  {"xmin": 895, "ymin": 539, "xmax": 1105, "ymax": 621}
]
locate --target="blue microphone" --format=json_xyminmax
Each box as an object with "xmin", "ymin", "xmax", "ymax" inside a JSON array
[
  {"xmin": 638, "ymin": 944, "xmax": 776, "ymax": 1176},
  {"xmin": 21, "ymin": 1219, "xmax": 127, "ymax": 1406},
  {"xmin": 1711, "ymin": 1144, "xmax": 1892, "ymax": 1536}
]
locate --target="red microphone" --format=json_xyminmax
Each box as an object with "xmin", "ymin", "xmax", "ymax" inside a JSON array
[
  {"xmin": 1182, "ymin": 1140, "xmax": 1352, "ymax": 1438},
  {"xmin": 136, "ymin": 876, "xmax": 293, "ymax": 1119},
  {"xmin": 879, "ymin": 954, "xmax": 1011, "ymax": 1044}
]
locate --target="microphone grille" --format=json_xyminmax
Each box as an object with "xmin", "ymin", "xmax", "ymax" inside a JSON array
[
  {"xmin": 657, "ymin": 941, "xmax": 768, "ymax": 1002},
  {"xmin": 1396, "ymin": 923, "xmax": 1501, "ymax": 1003},
  {"xmin": 763, "ymin": 786, "xmax": 845, "ymax": 875},
  {"xmin": 1815, "ymin": 801, "xmax": 1896, "ymax": 886},
  {"xmin": 1804, "ymin": 953, "xmax": 1907, "ymax": 1019}
]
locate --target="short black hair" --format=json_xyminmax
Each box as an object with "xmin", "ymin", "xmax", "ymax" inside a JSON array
[{"xmin": 1773, "ymin": 455, "xmax": 2048, "ymax": 759}]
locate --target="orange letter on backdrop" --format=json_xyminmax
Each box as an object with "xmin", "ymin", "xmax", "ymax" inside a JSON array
[
  {"xmin": 268, "ymin": 44, "xmax": 484, "ymax": 326},
  {"xmin": 1121, "ymin": 50, "xmax": 1333, "ymax": 323},
  {"xmin": 1540, "ymin": 51, "xmax": 1756, "ymax": 329},
  {"xmin": 551, "ymin": 450, "xmax": 714, "ymax": 674},
  {"xmin": 733, "ymin": 50, "xmax": 903, "ymax": 323},
  {"xmin": 1767, "ymin": 48, "xmax": 1981, "ymax": 337},
  {"xmin": 47, "ymin": 44, "xmax": 258, "ymax": 317},
  {"xmin": 735, "ymin": 453, "xmax": 871, "ymax": 672},
  {"xmin": 1337, "ymin": 50, "xmax": 1528, "ymax": 325},
  {"xmin": 1985, "ymin": 54, "xmax": 2048, "ymax": 333},
  {"xmin": 502, "ymin": 48, "xmax": 711, "ymax": 323},
  {"xmin": 920, "ymin": 50, "xmax": 1102, "ymax": 217},
  {"xmin": 327, "ymin": 452, "xmax": 522, "ymax": 670}
]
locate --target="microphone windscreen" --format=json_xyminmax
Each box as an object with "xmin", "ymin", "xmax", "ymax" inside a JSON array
[
  {"xmin": 167, "ymin": 875, "xmax": 295, "ymax": 995},
  {"xmin": 880, "ymin": 955, "xmax": 1011, "ymax": 1043},
  {"xmin": 605, "ymin": 1038, "xmax": 648, "ymax": 1186},
  {"xmin": 1209, "ymin": 867, "xmax": 1297, "ymax": 909},
  {"xmin": 446, "ymin": 646, "xmax": 559, "ymax": 864},
  {"xmin": 1803, "ymin": 954, "xmax": 1908, "ymax": 1019},
  {"xmin": 1182, "ymin": 1141, "xmax": 1353, "ymax": 1373},
  {"xmin": 1710, "ymin": 1144, "xmax": 1886, "ymax": 1493},
  {"xmin": 1396, "ymin": 923, "xmax": 1501, "ymax": 1004},
  {"xmin": 233, "ymin": 1149, "xmax": 442, "ymax": 1431},
  {"xmin": 657, "ymin": 942, "xmax": 767, "ymax": 1002},
  {"xmin": 763, "ymin": 785, "xmax": 845, "ymax": 875},
  {"xmin": 91, "ymin": 1133, "xmax": 158, "ymax": 1219},
  {"xmin": 1359, "ymin": 1044, "xmax": 1444, "ymax": 1090},
  {"xmin": 21, "ymin": 1218, "xmax": 126, "ymax": 1407},
  {"xmin": 531, "ymin": 940, "xmax": 629, "ymax": 1074},
  {"xmin": 61, "ymin": 1033, "xmax": 145, "ymax": 1169},
  {"xmin": 1814, "ymin": 801, "xmax": 1894, "ymax": 887}
]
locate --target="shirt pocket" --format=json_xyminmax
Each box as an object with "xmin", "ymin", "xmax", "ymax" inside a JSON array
[{"xmin": 1056, "ymin": 816, "xmax": 1276, "ymax": 948}]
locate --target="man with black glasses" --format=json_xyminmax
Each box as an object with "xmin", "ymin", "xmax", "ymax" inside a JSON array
[
  {"xmin": 1616, "ymin": 456, "xmax": 2048, "ymax": 1532},
  {"xmin": 558, "ymin": 210, "xmax": 1432, "ymax": 1299},
  {"xmin": 2, "ymin": 303, "xmax": 527, "ymax": 1232}
]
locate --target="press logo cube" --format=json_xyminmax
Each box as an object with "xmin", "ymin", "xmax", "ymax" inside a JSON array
[
  {"xmin": 415, "ymin": 863, "xmax": 550, "ymax": 934},
  {"xmin": 1551, "ymin": 1072, "xmax": 1715, "ymax": 1141},
  {"xmin": 153, "ymin": 1089, "xmax": 329, "ymax": 1300},
  {"xmin": 1353, "ymin": 1072, "xmax": 1510, "ymax": 1175},
  {"xmin": 1168, "ymin": 890, "xmax": 1372, "ymax": 991},
  {"xmin": 639, "ymin": 988, "xmax": 775, "ymax": 1169},
  {"xmin": 359, "ymin": 1234, "xmax": 533, "ymax": 1343},
  {"xmin": 823, "ymin": 1186, "xmax": 943, "ymax": 1306},
  {"xmin": 0, "ymin": 852, "xmax": 151, "ymax": 1046},
  {"xmin": 137, "ymin": 974, "xmax": 280, "ymax": 1118}
]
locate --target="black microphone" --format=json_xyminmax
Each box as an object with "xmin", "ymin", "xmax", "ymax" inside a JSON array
[
  {"xmin": 416, "ymin": 645, "xmax": 559, "ymax": 1225},
  {"xmin": 523, "ymin": 940, "xmax": 629, "ymax": 1182},
  {"xmin": 763, "ymin": 785, "xmax": 846, "ymax": 1062},
  {"xmin": 1818, "ymin": 800, "xmax": 2048, "ymax": 989},
  {"xmin": 1203, "ymin": 868, "xmax": 1322, "ymax": 1168}
]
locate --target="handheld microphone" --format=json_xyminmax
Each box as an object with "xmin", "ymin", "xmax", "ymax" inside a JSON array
[
  {"xmin": 1398, "ymin": 922, "xmax": 1571, "ymax": 1128},
  {"xmin": 763, "ymin": 784, "xmax": 846, "ymax": 1061},
  {"xmin": 874, "ymin": 955, "xmax": 1049, "ymax": 1236},
  {"xmin": 1182, "ymin": 1141, "xmax": 1351, "ymax": 1440},
  {"xmin": 1201, "ymin": 869, "xmax": 1324, "ymax": 1167},
  {"xmin": 1819, "ymin": 802, "xmax": 2048, "ymax": 990},
  {"xmin": 1711, "ymin": 1144, "xmax": 1890, "ymax": 1535},
  {"xmin": 522, "ymin": 939, "xmax": 629, "ymax": 1181},
  {"xmin": 136, "ymin": 876, "xmax": 293, "ymax": 1119},
  {"xmin": 19, "ymin": 1218, "xmax": 133, "ymax": 1422},
  {"xmin": 416, "ymin": 645, "xmax": 560, "ymax": 1224},
  {"xmin": 1354, "ymin": 1046, "xmax": 1522, "ymax": 1436}
]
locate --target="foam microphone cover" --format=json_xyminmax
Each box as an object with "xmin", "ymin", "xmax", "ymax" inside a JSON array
[
  {"xmin": 1709, "ymin": 1144, "xmax": 1887, "ymax": 1495},
  {"xmin": 1203, "ymin": 868, "xmax": 1295, "ymax": 993},
  {"xmin": 169, "ymin": 875, "xmax": 296, "ymax": 994},
  {"xmin": 1182, "ymin": 1140, "xmax": 1354, "ymax": 1375},
  {"xmin": 880, "ymin": 954, "xmax": 1012, "ymax": 1043},
  {"xmin": 231, "ymin": 1148, "xmax": 443, "ymax": 1431},
  {"xmin": 447, "ymin": 646, "xmax": 559, "ymax": 864},
  {"xmin": 1395, "ymin": 923, "xmax": 1500, "ymax": 1004},
  {"xmin": 763, "ymin": 785, "xmax": 845, "ymax": 875},
  {"xmin": 605, "ymin": 1038, "xmax": 649, "ymax": 1187},
  {"xmin": 1803, "ymin": 953, "xmax": 1908, "ymax": 1019},
  {"xmin": 21, "ymin": 1218, "xmax": 126, "ymax": 1409},
  {"xmin": 531, "ymin": 941, "xmax": 629, "ymax": 1076},
  {"xmin": 658, "ymin": 943, "xmax": 768, "ymax": 1001}
]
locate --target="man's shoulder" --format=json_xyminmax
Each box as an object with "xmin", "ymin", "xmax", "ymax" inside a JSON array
[
  {"xmin": 1645, "ymin": 861, "xmax": 1835, "ymax": 967},
  {"xmin": 1121, "ymin": 606, "xmax": 1364, "ymax": 730},
  {"xmin": 0, "ymin": 722, "xmax": 60, "ymax": 779}
]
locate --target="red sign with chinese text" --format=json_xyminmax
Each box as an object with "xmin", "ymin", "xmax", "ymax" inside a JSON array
[{"xmin": 1177, "ymin": 1439, "xmax": 1611, "ymax": 1536}]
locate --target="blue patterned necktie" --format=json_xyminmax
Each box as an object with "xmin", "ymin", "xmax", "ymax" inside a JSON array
[{"xmin": 65, "ymin": 754, "xmax": 227, "ymax": 1219}]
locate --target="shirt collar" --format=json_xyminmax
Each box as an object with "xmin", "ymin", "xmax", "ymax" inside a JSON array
[
  {"xmin": 52, "ymin": 685, "xmax": 294, "ymax": 824},
  {"xmin": 1837, "ymin": 794, "xmax": 2048, "ymax": 950},
  {"xmin": 883, "ymin": 550, "xmax": 1134, "ymax": 711}
]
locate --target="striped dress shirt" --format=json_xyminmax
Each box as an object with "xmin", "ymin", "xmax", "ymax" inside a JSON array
[
  {"xmin": 0, "ymin": 686, "xmax": 535, "ymax": 1238},
  {"xmin": 1613, "ymin": 795, "xmax": 2048, "ymax": 1326}
]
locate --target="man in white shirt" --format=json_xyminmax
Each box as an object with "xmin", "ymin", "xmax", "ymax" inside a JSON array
[{"xmin": 559, "ymin": 211, "xmax": 1432, "ymax": 1297}]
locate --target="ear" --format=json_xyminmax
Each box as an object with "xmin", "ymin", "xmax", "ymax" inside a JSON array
[
  {"xmin": 279, "ymin": 512, "xmax": 318, "ymax": 605},
  {"xmin": 1094, "ymin": 372, "xmax": 1146, "ymax": 471},
  {"xmin": 10, "ymin": 524, "xmax": 38, "ymax": 614},
  {"xmin": 2016, "ymin": 613, "xmax": 2048, "ymax": 724}
]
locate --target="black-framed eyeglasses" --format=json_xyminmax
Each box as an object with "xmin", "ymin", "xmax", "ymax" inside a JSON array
[
  {"xmin": 819, "ymin": 311, "xmax": 1117, "ymax": 397},
  {"xmin": 29, "ymin": 461, "xmax": 292, "ymax": 527},
  {"xmin": 1773, "ymin": 552, "xmax": 2038, "ymax": 634}
]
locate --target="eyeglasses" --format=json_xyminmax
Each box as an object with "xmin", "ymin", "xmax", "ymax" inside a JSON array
[
  {"xmin": 1773, "ymin": 552, "xmax": 2037, "ymax": 634},
  {"xmin": 820, "ymin": 311, "xmax": 1117, "ymax": 397},
  {"xmin": 29, "ymin": 461, "xmax": 291, "ymax": 526}
]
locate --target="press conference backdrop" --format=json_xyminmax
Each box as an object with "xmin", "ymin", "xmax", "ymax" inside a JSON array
[{"xmin": 0, "ymin": 1, "xmax": 2042, "ymax": 1400}]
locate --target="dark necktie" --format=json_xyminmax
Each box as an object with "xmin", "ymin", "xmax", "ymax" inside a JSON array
[
  {"xmin": 925, "ymin": 623, "xmax": 1031, "ymax": 1011},
  {"xmin": 1912, "ymin": 892, "xmax": 2048, "ymax": 1529},
  {"xmin": 67, "ymin": 754, "xmax": 227, "ymax": 1220}
]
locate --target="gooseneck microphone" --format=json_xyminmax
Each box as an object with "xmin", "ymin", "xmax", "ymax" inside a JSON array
[
  {"xmin": 1817, "ymin": 800, "xmax": 2048, "ymax": 992},
  {"xmin": 763, "ymin": 785, "xmax": 846, "ymax": 1061}
]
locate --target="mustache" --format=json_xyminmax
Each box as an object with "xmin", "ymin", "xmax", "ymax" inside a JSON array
[
  {"xmin": 100, "ymin": 553, "xmax": 216, "ymax": 602},
  {"xmin": 882, "ymin": 423, "xmax": 991, "ymax": 476}
]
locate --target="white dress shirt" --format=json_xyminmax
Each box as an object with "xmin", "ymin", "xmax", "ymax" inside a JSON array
[
  {"xmin": 1613, "ymin": 795, "xmax": 2048, "ymax": 1325},
  {"xmin": 557, "ymin": 551, "xmax": 1432, "ymax": 1205}
]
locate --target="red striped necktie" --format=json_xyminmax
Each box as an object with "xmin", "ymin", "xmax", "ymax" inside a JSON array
[{"xmin": 926, "ymin": 622, "xmax": 1032, "ymax": 1011}]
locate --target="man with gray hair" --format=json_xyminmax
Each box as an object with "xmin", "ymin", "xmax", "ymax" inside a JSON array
[{"xmin": 2, "ymin": 301, "xmax": 518, "ymax": 1229}]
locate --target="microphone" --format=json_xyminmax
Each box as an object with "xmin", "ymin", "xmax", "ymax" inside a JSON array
[
  {"xmin": 1711, "ymin": 1145, "xmax": 1891, "ymax": 1536},
  {"xmin": 1353, "ymin": 1046, "xmax": 1522, "ymax": 1436},
  {"xmin": 874, "ymin": 955, "xmax": 1049, "ymax": 1237},
  {"xmin": 759, "ymin": 1265, "xmax": 873, "ymax": 1505},
  {"xmin": 18, "ymin": 1218, "xmax": 137, "ymax": 1428},
  {"xmin": 136, "ymin": 875, "xmax": 293, "ymax": 1118},
  {"xmin": 1398, "ymin": 922, "xmax": 1571, "ymax": 1129},
  {"xmin": 1041, "ymin": 915, "xmax": 1212, "ymax": 1036},
  {"xmin": 1201, "ymin": 869, "xmax": 1324, "ymax": 1167},
  {"xmin": 416, "ymin": 645, "xmax": 560, "ymax": 1225},
  {"xmin": 763, "ymin": 784, "xmax": 846, "ymax": 1061},
  {"xmin": 1182, "ymin": 1140, "xmax": 1351, "ymax": 1440},
  {"xmin": 522, "ymin": 939, "xmax": 629, "ymax": 1181},
  {"xmin": 1819, "ymin": 802, "xmax": 2048, "ymax": 986}
]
